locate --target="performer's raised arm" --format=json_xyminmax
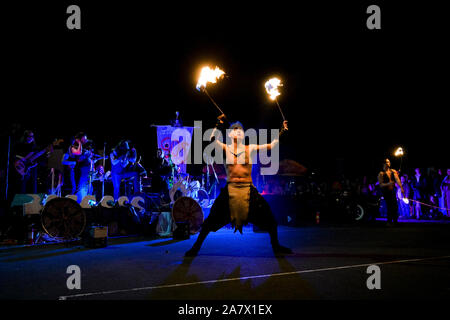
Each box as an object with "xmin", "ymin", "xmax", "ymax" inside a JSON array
[
  {"xmin": 251, "ymin": 120, "xmax": 288, "ymax": 152},
  {"xmin": 209, "ymin": 114, "xmax": 227, "ymax": 150},
  {"xmin": 392, "ymin": 169, "xmax": 405, "ymax": 196},
  {"xmin": 70, "ymin": 139, "xmax": 82, "ymax": 156}
]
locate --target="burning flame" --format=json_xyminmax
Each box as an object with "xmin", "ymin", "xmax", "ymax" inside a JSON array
[
  {"xmin": 402, "ymin": 198, "xmax": 409, "ymax": 204},
  {"xmin": 265, "ymin": 77, "xmax": 282, "ymax": 100},
  {"xmin": 394, "ymin": 147, "xmax": 404, "ymax": 157},
  {"xmin": 196, "ymin": 66, "xmax": 225, "ymax": 91}
]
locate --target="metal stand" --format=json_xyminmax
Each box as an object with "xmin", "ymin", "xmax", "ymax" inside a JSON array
[
  {"xmin": 88, "ymin": 158, "xmax": 94, "ymax": 196},
  {"xmin": 209, "ymin": 158, "xmax": 219, "ymax": 199},
  {"xmin": 51, "ymin": 168, "xmax": 55, "ymax": 194},
  {"xmin": 47, "ymin": 149, "xmax": 64, "ymax": 196}
]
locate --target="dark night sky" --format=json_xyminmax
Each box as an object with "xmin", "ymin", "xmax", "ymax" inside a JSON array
[{"xmin": 1, "ymin": 1, "xmax": 449, "ymax": 179}]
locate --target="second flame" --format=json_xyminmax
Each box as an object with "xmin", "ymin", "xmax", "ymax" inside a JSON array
[{"xmin": 265, "ymin": 77, "xmax": 282, "ymax": 101}]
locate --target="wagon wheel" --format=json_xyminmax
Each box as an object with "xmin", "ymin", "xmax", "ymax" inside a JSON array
[
  {"xmin": 41, "ymin": 198, "xmax": 86, "ymax": 239},
  {"xmin": 171, "ymin": 196, "xmax": 204, "ymax": 234}
]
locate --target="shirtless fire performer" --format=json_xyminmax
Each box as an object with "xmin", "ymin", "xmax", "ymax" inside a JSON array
[{"xmin": 185, "ymin": 114, "xmax": 292, "ymax": 256}]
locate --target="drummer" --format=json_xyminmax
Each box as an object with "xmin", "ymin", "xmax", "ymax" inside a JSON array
[
  {"xmin": 187, "ymin": 176, "xmax": 201, "ymax": 199},
  {"xmin": 91, "ymin": 160, "xmax": 111, "ymax": 201}
]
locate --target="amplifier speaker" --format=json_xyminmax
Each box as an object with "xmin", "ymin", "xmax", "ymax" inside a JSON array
[{"xmin": 82, "ymin": 225, "xmax": 108, "ymax": 248}]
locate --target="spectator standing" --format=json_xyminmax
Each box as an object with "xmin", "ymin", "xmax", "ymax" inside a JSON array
[
  {"xmin": 411, "ymin": 168, "xmax": 427, "ymax": 219},
  {"xmin": 441, "ymin": 169, "xmax": 450, "ymax": 217},
  {"xmin": 397, "ymin": 175, "xmax": 411, "ymax": 218}
]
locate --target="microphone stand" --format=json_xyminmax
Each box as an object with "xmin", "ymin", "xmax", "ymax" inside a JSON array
[
  {"xmin": 209, "ymin": 158, "xmax": 219, "ymax": 199},
  {"xmin": 88, "ymin": 157, "xmax": 94, "ymax": 196},
  {"xmin": 206, "ymin": 157, "xmax": 210, "ymax": 190}
]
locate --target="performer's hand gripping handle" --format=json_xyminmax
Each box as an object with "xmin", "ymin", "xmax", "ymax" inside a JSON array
[
  {"xmin": 280, "ymin": 120, "xmax": 288, "ymax": 136},
  {"xmin": 215, "ymin": 113, "xmax": 228, "ymax": 129}
]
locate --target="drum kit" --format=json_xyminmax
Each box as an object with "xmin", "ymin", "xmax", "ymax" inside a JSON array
[
  {"xmin": 165, "ymin": 172, "xmax": 211, "ymax": 235},
  {"xmin": 88, "ymin": 152, "xmax": 111, "ymax": 198}
]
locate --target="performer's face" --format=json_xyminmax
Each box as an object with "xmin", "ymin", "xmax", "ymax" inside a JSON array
[
  {"xmin": 80, "ymin": 136, "xmax": 88, "ymax": 144},
  {"xmin": 229, "ymin": 127, "xmax": 244, "ymax": 142},
  {"xmin": 25, "ymin": 132, "xmax": 34, "ymax": 144},
  {"xmin": 384, "ymin": 159, "xmax": 390, "ymax": 169}
]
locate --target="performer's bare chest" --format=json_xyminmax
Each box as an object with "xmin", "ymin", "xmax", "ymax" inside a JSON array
[{"xmin": 224, "ymin": 145, "xmax": 253, "ymax": 182}]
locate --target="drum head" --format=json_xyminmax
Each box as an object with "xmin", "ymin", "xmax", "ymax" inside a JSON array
[
  {"xmin": 172, "ymin": 197, "xmax": 204, "ymax": 234},
  {"xmin": 196, "ymin": 188, "xmax": 210, "ymax": 207},
  {"xmin": 41, "ymin": 197, "xmax": 86, "ymax": 239},
  {"xmin": 169, "ymin": 180, "xmax": 188, "ymax": 203},
  {"xmin": 189, "ymin": 180, "xmax": 200, "ymax": 187}
]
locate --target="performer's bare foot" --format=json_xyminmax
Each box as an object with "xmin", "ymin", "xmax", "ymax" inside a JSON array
[{"xmin": 272, "ymin": 244, "xmax": 293, "ymax": 255}]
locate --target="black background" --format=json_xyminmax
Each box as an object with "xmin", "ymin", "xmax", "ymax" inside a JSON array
[{"xmin": 1, "ymin": 1, "xmax": 449, "ymax": 182}]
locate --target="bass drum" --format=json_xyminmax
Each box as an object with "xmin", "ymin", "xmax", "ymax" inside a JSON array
[
  {"xmin": 41, "ymin": 197, "xmax": 86, "ymax": 239},
  {"xmin": 171, "ymin": 196, "xmax": 204, "ymax": 234}
]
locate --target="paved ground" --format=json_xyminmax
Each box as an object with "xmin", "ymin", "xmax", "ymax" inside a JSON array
[{"xmin": 1, "ymin": 221, "xmax": 450, "ymax": 301}]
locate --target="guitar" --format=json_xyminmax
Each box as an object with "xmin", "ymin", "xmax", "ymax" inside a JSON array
[{"xmin": 14, "ymin": 139, "xmax": 64, "ymax": 178}]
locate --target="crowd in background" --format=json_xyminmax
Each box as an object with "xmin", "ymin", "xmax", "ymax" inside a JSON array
[
  {"xmin": 260, "ymin": 167, "xmax": 450, "ymax": 220},
  {"xmin": 390, "ymin": 168, "xmax": 450, "ymax": 219}
]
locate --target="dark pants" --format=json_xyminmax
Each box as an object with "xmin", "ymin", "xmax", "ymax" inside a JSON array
[
  {"xmin": 112, "ymin": 169, "xmax": 140, "ymax": 200},
  {"xmin": 383, "ymin": 190, "xmax": 398, "ymax": 224},
  {"xmin": 19, "ymin": 167, "xmax": 38, "ymax": 194},
  {"xmin": 75, "ymin": 165, "xmax": 90, "ymax": 202}
]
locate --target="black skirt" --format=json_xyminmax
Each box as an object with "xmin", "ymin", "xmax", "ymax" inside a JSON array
[{"xmin": 202, "ymin": 184, "xmax": 277, "ymax": 233}]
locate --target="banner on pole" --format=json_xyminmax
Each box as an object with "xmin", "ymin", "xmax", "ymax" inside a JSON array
[{"xmin": 156, "ymin": 125, "xmax": 193, "ymax": 174}]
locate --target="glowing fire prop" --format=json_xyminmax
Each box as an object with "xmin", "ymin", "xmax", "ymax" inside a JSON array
[
  {"xmin": 196, "ymin": 66, "xmax": 226, "ymax": 115},
  {"xmin": 264, "ymin": 77, "xmax": 286, "ymax": 121},
  {"xmin": 394, "ymin": 147, "xmax": 405, "ymax": 171},
  {"xmin": 394, "ymin": 147, "xmax": 404, "ymax": 157}
]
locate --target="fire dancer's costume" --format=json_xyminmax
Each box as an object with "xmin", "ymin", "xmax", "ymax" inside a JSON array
[
  {"xmin": 203, "ymin": 182, "xmax": 277, "ymax": 234},
  {"xmin": 185, "ymin": 118, "xmax": 292, "ymax": 256}
]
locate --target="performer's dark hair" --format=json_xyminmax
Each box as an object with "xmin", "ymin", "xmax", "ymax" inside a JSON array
[
  {"xmin": 114, "ymin": 140, "xmax": 131, "ymax": 157},
  {"xmin": 71, "ymin": 132, "xmax": 87, "ymax": 147},
  {"xmin": 19, "ymin": 130, "xmax": 36, "ymax": 145},
  {"xmin": 74, "ymin": 132, "xmax": 86, "ymax": 140},
  {"xmin": 229, "ymin": 121, "xmax": 244, "ymax": 130}
]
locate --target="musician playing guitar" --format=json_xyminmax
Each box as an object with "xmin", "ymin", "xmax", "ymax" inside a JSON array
[
  {"xmin": 14, "ymin": 130, "xmax": 65, "ymax": 195},
  {"xmin": 13, "ymin": 130, "xmax": 39, "ymax": 193}
]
